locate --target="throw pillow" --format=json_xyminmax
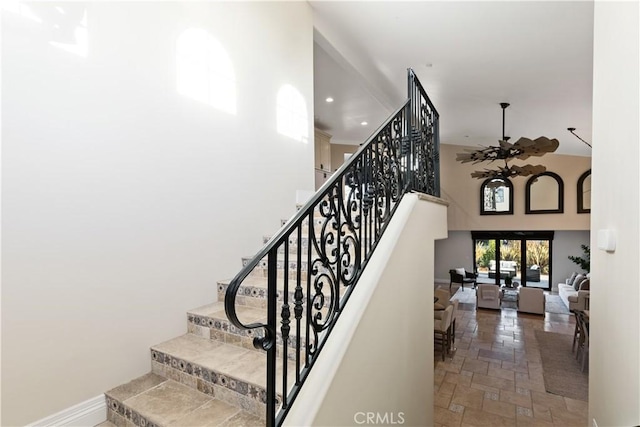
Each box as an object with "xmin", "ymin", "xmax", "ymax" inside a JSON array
[
  {"xmin": 481, "ymin": 289, "xmax": 496, "ymax": 300},
  {"xmin": 455, "ymin": 267, "xmax": 466, "ymax": 276},
  {"xmin": 567, "ymin": 271, "xmax": 578, "ymax": 285},
  {"xmin": 579, "ymin": 278, "xmax": 590, "ymax": 291},
  {"xmin": 572, "ymin": 274, "xmax": 585, "ymax": 291}
]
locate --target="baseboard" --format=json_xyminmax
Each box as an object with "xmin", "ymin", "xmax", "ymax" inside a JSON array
[{"xmin": 27, "ymin": 394, "xmax": 106, "ymax": 427}]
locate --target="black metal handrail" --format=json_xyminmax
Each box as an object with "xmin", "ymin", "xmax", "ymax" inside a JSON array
[{"xmin": 224, "ymin": 69, "xmax": 439, "ymax": 426}]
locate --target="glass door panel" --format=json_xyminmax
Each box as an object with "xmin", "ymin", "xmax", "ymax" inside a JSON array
[
  {"xmin": 499, "ymin": 240, "xmax": 521, "ymax": 286},
  {"xmin": 474, "ymin": 239, "xmax": 495, "ymax": 284},
  {"xmin": 472, "ymin": 231, "xmax": 553, "ymax": 291},
  {"xmin": 525, "ymin": 240, "xmax": 550, "ymax": 289}
]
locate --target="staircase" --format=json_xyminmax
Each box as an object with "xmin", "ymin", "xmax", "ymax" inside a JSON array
[
  {"xmin": 104, "ymin": 213, "xmax": 317, "ymax": 426},
  {"xmin": 103, "ymin": 69, "xmax": 440, "ymax": 427}
]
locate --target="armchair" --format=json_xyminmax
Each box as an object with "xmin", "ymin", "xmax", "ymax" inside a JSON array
[
  {"xmin": 518, "ymin": 287, "xmax": 545, "ymax": 314},
  {"xmin": 449, "ymin": 268, "xmax": 477, "ymax": 292},
  {"xmin": 476, "ymin": 283, "xmax": 502, "ymax": 310}
]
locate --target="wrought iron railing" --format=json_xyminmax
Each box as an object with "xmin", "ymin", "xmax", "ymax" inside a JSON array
[{"xmin": 224, "ymin": 68, "xmax": 439, "ymax": 426}]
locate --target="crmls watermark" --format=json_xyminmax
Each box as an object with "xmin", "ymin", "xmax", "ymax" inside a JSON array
[{"xmin": 353, "ymin": 412, "xmax": 405, "ymax": 425}]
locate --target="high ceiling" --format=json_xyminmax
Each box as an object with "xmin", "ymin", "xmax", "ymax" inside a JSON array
[{"xmin": 311, "ymin": 1, "xmax": 594, "ymax": 156}]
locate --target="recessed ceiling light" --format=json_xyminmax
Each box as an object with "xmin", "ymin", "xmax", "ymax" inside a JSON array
[
  {"xmin": 361, "ymin": 121, "xmax": 368, "ymax": 126},
  {"xmin": 325, "ymin": 97, "xmax": 334, "ymax": 103}
]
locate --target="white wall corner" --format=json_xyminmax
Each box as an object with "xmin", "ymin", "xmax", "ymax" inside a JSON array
[{"xmin": 27, "ymin": 395, "xmax": 106, "ymax": 427}]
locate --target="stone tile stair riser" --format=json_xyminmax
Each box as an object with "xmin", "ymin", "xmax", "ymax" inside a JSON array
[
  {"xmin": 242, "ymin": 257, "xmax": 309, "ymax": 274},
  {"xmin": 217, "ymin": 282, "xmax": 348, "ymax": 310},
  {"xmin": 107, "ymin": 405, "xmax": 157, "ymax": 427},
  {"xmin": 187, "ymin": 321, "xmax": 308, "ymax": 362},
  {"xmin": 262, "ymin": 235, "xmax": 369, "ymax": 255},
  {"xmin": 188, "ymin": 313, "xmax": 308, "ymax": 342},
  {"xmin": 241, "ymin": 258, "xmax": 359, "ymax": 285}
]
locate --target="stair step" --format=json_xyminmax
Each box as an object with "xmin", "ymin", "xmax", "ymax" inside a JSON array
[
  {"xmin": 218, "ymin": 274, "xmax": 347, "ymax": 308},
  {"xmin": 105, "ymin": 372, "xmax": 260, "ymax": 427},
  {"xmin": 217, "ymin": 277, "xmax": 344, "ymax": 314},
  {"xmin": 218, "ymin": 276, "xmax": 307, "ymax": 297},
  {"xmin": 241, "ymin": 256, "xmax": 309, "ymax": 276},
  {"xmin": 149, "ymin": 334, "xmax": 294, "ymax": 418},
  {"xmin": 216, "ymin": 277, "xmax": 302, "ymax": 308},
  {"xmin": 187, "ymin": 302, "xmax": 308, "ymax": 360}
]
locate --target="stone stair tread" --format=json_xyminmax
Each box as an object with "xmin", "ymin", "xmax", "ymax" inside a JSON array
[
  {"xmin": 188, "ymin": 302, "xmax": 266, "ymax": 324},
  {"xmin": 106, "ymin": 373, "xmax": 260, "ymax": 426},
  {"xmin": 106, "ymin": 372, "xmax": 167, "ymax": 402}
]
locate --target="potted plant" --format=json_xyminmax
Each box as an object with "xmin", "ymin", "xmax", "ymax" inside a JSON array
[
  {"xmin": 568, "ymin": 244, "xmax": 590, "ymax": 272},
  {"xmin": 504, "ymin": 276, "xmax": 513, "ymax": 288}
]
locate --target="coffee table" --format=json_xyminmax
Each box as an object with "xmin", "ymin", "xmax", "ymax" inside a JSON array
[{"xmin": 500, "ymin": 285, "xmax": 520, "ymax": 307}]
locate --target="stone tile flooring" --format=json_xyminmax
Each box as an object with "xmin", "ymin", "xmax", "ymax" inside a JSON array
[{"xmin": 434, "ymin": 289, "xmax": 588, "ymax": 427}]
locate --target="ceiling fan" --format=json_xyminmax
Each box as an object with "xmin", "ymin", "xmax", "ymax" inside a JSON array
[{"xmin": 456, "ymin": 103, "xmax": 559, "ymax": 179}]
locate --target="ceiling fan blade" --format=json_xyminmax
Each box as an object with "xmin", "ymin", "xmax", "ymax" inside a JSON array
[
  {"xmin": 512, "ymin": 137, "xmax": 535, "ymax": 147},
  {"xmin": 511, "ymin": 164, "xmax": 547, "ymax": 177},
  {"xmin": 498, "ymin": 140, "xmax": 513, "ymax": 149},
  {"xmin": 458, "ymin": 104, "xmax": 559, "ymax": 179}
]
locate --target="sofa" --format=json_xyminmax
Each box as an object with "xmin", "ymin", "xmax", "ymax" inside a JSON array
[
  {"xmin": 558, "ymin": 272, "xmax": 590, "ymax": 311},
  {"xmin": 525, "ymin": 265, "xmax": 541, "ymax": 282},
  {"xmin": 488, "ymin": 260, "xmax": 517, "ymax": 279}
]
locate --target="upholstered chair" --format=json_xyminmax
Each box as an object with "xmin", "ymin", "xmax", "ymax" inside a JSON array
[
  {"xmin": 575, "ymin": 310, "xmax": 590, "ymax": 372},
  {"xmin": 449, "ymin": 299, "xmax": 459, "ymax": 350},
  {"xmin": 476, "ymin": 283, "xmax": 502, "ymax": 310},
  {"xmin": 518, "ymin": 287, "xmax": 545, "ymax": 315},
  {"xmin": 434, "ymin": 287, "xmax": 451, "ymax": 309},
  {"xmin": 449, "ymin": 268, "xmax": 477, "ymax": 293},
  {"xmin": 434, "ymin": 305, "xmax": 453, "ymax": 361},
  {"xmin": 434, "ymin": 286, "xmax": 460, "ymax": 343}
]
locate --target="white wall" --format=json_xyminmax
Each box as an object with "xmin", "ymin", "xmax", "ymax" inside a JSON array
[
  {"xmin": 440, "ymin": 144, "xmax": 591, "ymax": 231},
  {"xmin": 434, "ymin": 231, "xmax": 473, "ymax": 283},
  {"xmin": 589, "ymin": 2, "xmax": 640, "ymax": 426},
  {"xmin": 1, "ymin": 2, "xmax": 314, "ymax": 425},
  {"xmin": 552, "ymin": 231, "xmax": 591, "ymax": 284},
  {"xmin": 284, "ymin": 194, "xmax": 448, "ymax": 427}
]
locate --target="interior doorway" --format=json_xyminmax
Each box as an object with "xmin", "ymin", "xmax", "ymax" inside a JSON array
[{"xmin": 472, "ymin": 231, "xmax": 554, "ymax": 290}]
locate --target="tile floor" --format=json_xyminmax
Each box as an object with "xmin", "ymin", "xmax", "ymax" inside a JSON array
[{"xmin": 434, "ymin": 288, "xmax": 588, "ymax": 427}]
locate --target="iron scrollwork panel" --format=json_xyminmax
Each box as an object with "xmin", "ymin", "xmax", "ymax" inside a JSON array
[{"xmin": 305, "ymin": 107, "xmax": 406, "ymax": 355}]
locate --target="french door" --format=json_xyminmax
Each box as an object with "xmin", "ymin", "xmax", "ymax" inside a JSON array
[{"xmin": 472, "ymin": 231, "xmax": 553, "ymax": 290}]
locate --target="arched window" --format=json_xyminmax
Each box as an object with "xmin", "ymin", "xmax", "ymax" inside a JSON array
[
  {"xmin": 525, "ymin": 171, "xmax": 564, "ymax": 214},
  {"xmin": 577, "ymin": 169, "xmax": 591, "ymax": 213},
  {"xmin": 176, "ymin": 29, "xmax": 236, "ymax": 114},
  {"xmin": 277, "ymin": 84, "xmax": 308, "ymax": 143},
  {"xmin": 480, "ymin": 178, "xmax": 513, "ymax": 215}
]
